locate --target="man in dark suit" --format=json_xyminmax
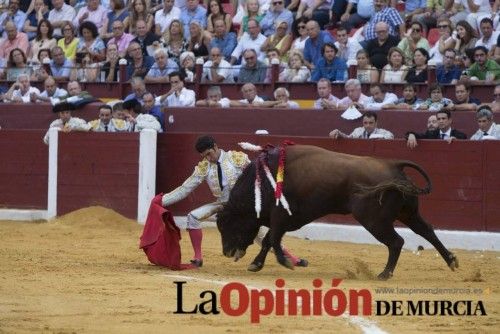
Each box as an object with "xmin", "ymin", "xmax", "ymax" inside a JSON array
[{"xmin": 406, "ymin": 110, "xmax": 467, "ymax": 149}]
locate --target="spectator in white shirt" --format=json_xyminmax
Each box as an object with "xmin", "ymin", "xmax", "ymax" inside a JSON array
[
  {"xmin": 470, "ymin": 105, "xmax": 500, "ymax": 140},
  {"xmin": 72, "ymin": 0, "xmax": 108, "ymax": 30},
  {"xmin": 334, "ymin": 26, "xmax": 363, "ymax": 62},
  {"xmin": 158, "ymin": 71, "xmax": 196, "ymax": 107},
  {"xmin": 203, "ymin": 47, "xmax": 234, "ymax": 83},
  {"xmin": 155, "ymin": 0, "xmax": 181, "ymax": 35},
  {"xmin": 329, "ymin": 111, "xmax": 394, "ymax": 139},
  {"xmin": 196, "ymin": 85, "xmax": 231, "ymax": 107},
  {"xmin": 33, "ymin": 76, "xmax": 68, "ymax": 104},
  {"xmin": 3, "ymin": 74, "xmax": 40, "ymax": 103},
  {"xmin": 450, "ymin": 0, "xmax": 492, "ymax": 32},
  {"xmin": 314, "ymin": 78, "xmax": 341, "ymax": 110},
  {"xmin": 48, "ymin": 0, "xmax": 77, "ymax": 37},
  {"xmin": 475, "ymin": 18, "xmax": 499, "ymax": 57},
  {"xmin": 233, "ymin": 82, "xmax": 282, "ymax": 107},
  {"xmin": 365, "ymin": 84, "xmax": 398, "ymax": 110},
  {"xmin": 230, "ymin": 18, "xmax": 267, "ymax": 65},
  {"xmin": 338, "ymin": 78, "xmax": 371, "ymax": 109},
  {"xmin": 279, "ymin": 50, "xmax": 311, "ymax": 82},
  {"xmin": 273, "ymin": 87, "xmax": 300, "ymax": 109}
]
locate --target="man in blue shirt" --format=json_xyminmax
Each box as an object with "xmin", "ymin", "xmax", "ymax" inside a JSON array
[
  {"xmin": 303, "ymin": 20, "xmax": 335, "ymax": 68},
  {"xmin": 436, "ymin": 49, "xmax": 462, "ymax": 84},
  {"xmin": 0, "ymin": 0, "xmax": 27, "ymax": 37},
  {"xmin": 260, "ymin": 0, "xmax": 293, "ymax": 37},
  {"xmin": 311, "ymin": 43, "xmax": 348, "ymax": 82},
  {"xmin": 50, "ymin": 46, "xmax": 73, "ymax": 81},
  {"xmin": 180, "ymin": 0, "xmax": 207, "ymax": 38},
  {"xmin": 209, "ymin": 19, "xmax": 237, "ymax": 62},
  {"xmin": 142, "ymin": 91, "xmax": 165, "ymax": 131}
]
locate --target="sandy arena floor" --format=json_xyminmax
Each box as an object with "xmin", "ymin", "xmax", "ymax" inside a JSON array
[{"xmin": 0, "ymin": 207, "xmax": 498, "ymax": 333}]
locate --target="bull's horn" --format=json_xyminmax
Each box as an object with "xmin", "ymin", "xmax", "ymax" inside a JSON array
[{"xmin": 238, "ymin": 142, "xmax": 263, "ymax": 152}]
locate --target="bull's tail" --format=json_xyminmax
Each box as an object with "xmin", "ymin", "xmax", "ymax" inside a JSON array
[{"xmin": 356, "ymin": 161, "xmax": 432, "ymax": 198}]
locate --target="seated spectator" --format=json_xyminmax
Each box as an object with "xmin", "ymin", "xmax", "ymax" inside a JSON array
[
  {"xmin": 28, "ymin": 19, "xmax": 57, "ymax": 64},
  {"xmin": 329, "ymin": 111, "xmax": 394, "ymax": 139},
  {"xmin": 436, "ymin": 48, "xmax": 462, "ymax": 84},
  {"xmin": 179, "ymin": 50, "xmax": 195, "ymax": 82},
  {"xmin": 311, "ymin": 42, "xmax": 348, "ymax": 82},
  {"xmin": 23, "ymin": 0, "xmax": 49, "ymax": 41},
  {"xmin": 209, "ymin": 19, "xmax": 237, "ymax": 62},
  {"xmin": 88, "ymin": 104, "xmax": 130, "ymax": 132},
  {"xmin": 181, "ymin": 0, "xmax": 208, "ymax": 38},
  {"xmin": 260, "ymin": 20, "xmax": 292, "ymax": 61},
  {"xmin": 383, "ymin": 83, "xmax": 425, "ymax": 110},
  {"xmin": 70, "ymin": 51, "xmax": 99, "ymax": 82},
  {"xmin": 126, "ymin": 41, "xmax": 155, "ymax": 79},
  {"xmin": 30, "ymin": 48, "xmax": 51, "ymax": 82},
  {"xmin": 63, "ymin": 81, "xmax": 94, "ymax": 102},
  {"xmin": 157, "ymin": 71, "xmax": 196, "ymax": 107},
  {"xmin": 428, "ymin": 17, "xmax": 456, "ymax": 64},
  {"xmin": 355, "ymin": 49, "xmax": 379, "ymax": 83},
  {"xmin": 402, "ymin": 1, "xmax": 429, "ymax": 25},
  {"xmin": 206, "ymin": 0, "xmax": 232, "ymax": 34},
  {"xmin": 418, "ymin": 84, "xmax": 454, "ymax": 111},
  {"xmin": 3, "ymin": 48, "xmax": 31, "ymax": 81},
  {"xmin": 236, "ymin": 0, "xmax": 264, "ymax": 37},
  {"xmin": 340, "ymin": 0, "xmax": 374, "ymax": 34},
  {"xmin": 453, "ymin": 81, "xmax": 481, "ymax": 110},
  {"xmin": 122, "ymin": 98, "xmax": 162, "ymax": 132},
  {"xmin": 470, "ymin": 105, "xmax": 500, "ymax": 140},
  {"xmin": 296, "ymin": 0, "xmax": 331, "ymax": 29},
  {"xmin": 72, "ymin": 0, "xmax": 107, "ymax": 31},
  {"xmin": 279, "ymin": 50, "xmax": 311, "ymax": 82},
  {"xmin": 406, "ymin": 110, "xmax": 467, "ymax": 149},
  {"xmin": 57, "ymin": 22, "xmax": 79, "ymax": 61},
  {"xmin": 0, "ymin": 0, "xmax": 27, "ymax": 38},
  {"xmin": 397, "ymin": 21, "xmax": 430, "ymax": 65},
  {"xmin": 187, "ymin": 20, "xmax": 211, "ymax": 60},
  {"xmin": 100, "ymin": 0, "xmax": 129, "ymax": 41},
  {"xmin": 363, "ymin": 0, "xmax": 405, "ymax": 41},
  {"xmin": 124, "ymin": 76, "xmax": 148, "ymax": 103},
  {"xmin": 290, "ymin": 17, "xmax": 309, "ymax": 54},
  {"xmin": 236, "ymin": 82, "xmax": 265, "ymax": 106},
  {"xmin": 203, "ymin": 47, "xmax": 234, "ymax": 83},
  {"xmin": 43, "ymin": 102, "xmax": 91, "ymax": 145},
  {"xmin": 33, "ymin": 76, "xmax": 68, "ymax": 104},
  {"xmin": 48, "ymin": 0, "xmax": 76, "ymax": 39},
  {"xmin": 475, "ymin": 18, "xmax": 499, "ymax": 57},
  {"xmin": 273, "ymin": 87, "xmax": 299, "ymax": 109},
  {"xmin": 145, "ymin": 48, "xmax": 179, "ymax": 83},
  {"xmin": 231, "ymin": 19, "xmax": 267, "ymax": 65},
  {"xmin": 334, "ymin": 27, "xmax": 362, "ymax": 62},
  {"xmin": 3, "ymin": 74, "xmax": 40, "ymax": 103},
  {"xmin": 238, "ymin": 49, "xmax": 267, "ymax": 83},
  {"xmin": 380, "ymin": 47, "xmax": 408, "ymax": 83},
  {"xmin": 413, "ymin": 0, "xmax": 446, "ymax": 33},
  {"xmin": 154, "ymin": 0, "xmax": 181, "ymax": 36},
  {"xmin": 449, "ymin": 0, "xmax": 491, "ymax": 33},
  {"xmin": 111, "ymin": 100, "xmax": 126, "ymax": 120},
  {"xmin": 260, "ymin": 0, "xmax": 293, "ymax": 37},
  {"xmin": 365, "ymin": 84, "xmax": 398, "ymax": 110},
  {"xmin": 125, "ymin": 0, "xmax": 155, "ymax": 35},
  {"xmin": 303, "ymin": 20, "xmax": 335, "ymax": 69},
  {"xmin": 77, "ymin": 21, "xmax": 106, "ymax": 63},
  {"xmin": 491, "ymin": 84, "xmax": 500, "ymax": 112},
  {"xmin": 142, "ymin": 91, "xmax": 165, "ymax": 130},
  {"xmin": 365, "ymin": 22, "xmax": 400, "ymax": 70},
  {"xmin": 195, "ymin": 85, "xmax": 231, "ymax": 107},
  {"xmin": 406, "ymin": 48, "xmax": 429, "ymax": 83},
  {"xmin": 0, "ymin": 21, "xmax": 29, "ymax": 59},
  {"xmin": 454, "ymin": 20, "xmax": 478, "ymax": 58},
  {"xmin": 427, "ymin": 114, "xmax": 438, "ymax": 131},
  {"xmin": 50, "ymin": 46, "xmax": 73, "ymax": 82},
  {"xmin": 314, "ymin": 78, "xmax": 341, "ymax": 110},
  {"xmin": 463, "ymin": 46, "xmax": 500, "ymax": 83},
  {"xmin": 107, "ymin": 20, "xmax": 135, "ymax": 58},
  {"xmin": 159, "ymin": 19, "xmax": 188, "ymax": 65},
  {"xmin": 131, "ymin": 19, "xmax": 160, "ymax": 57},
  {"xmin": 264, "ymin": 48, "xmax": 287, "ymax": 82},
  {"xmin": 338, "ymin": 78, "xmax": 371, "ymax": 109},
  {"xmin": 98, "ymin": 43, "xmax": 120, "ymax": 82}
]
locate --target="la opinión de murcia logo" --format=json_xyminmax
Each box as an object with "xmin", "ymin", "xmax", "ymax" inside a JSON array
[{"xmin": 173, "ymin": 279, "xmax": 487, "ymax": 323}]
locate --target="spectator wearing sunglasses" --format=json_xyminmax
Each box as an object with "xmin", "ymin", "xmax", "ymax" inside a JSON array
[{"xmin": 397, "ymin": 21, "xmax": 429, "ymax": 65}]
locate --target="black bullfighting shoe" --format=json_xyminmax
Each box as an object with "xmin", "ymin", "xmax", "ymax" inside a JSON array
[
  {"xmin": 190, "ymin": 259, "xmax": 203, "ymax": 268},
  {"xmin": 295, "ymin": 258, "xmax": 309, "ymax": 267}
]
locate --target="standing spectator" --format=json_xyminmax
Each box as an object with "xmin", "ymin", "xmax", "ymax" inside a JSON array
[
  {"xmin": 145, "ymin": 48, "xmax": 179, "ymax": 83},
  {"xmin": 397, "ymin": 21, "xmax": 430, "ymax": 65},
  {"xmin": 154, "ymin": 0, "xmax": 181, "ymax": 35},
  {"xmin": 48, "ymin": 0, "xmax": 76, "ymax": 38},
  {"xmin": 209, "ymin": 19, "xmax": 237, "ymax": 62},
  {"xmin": 335, "ymin": 26, "xmax": 362, "ymax": 62},
  {"xmin": 453, "ymin": 81, "xmax": 481, "ymax": 110},
  {"xmin": 470, "ymin": 106, "xmax": 500, "ymax": 140},
  {"xmin": 365, "ymin": 83, "xmax": 398, "ymax": 110},
  {"xmin": 203, "ymin": 47, "xmax": 234, "ymax": 83},
  {"xmin": 365, "ymin": 21, "xmax": 399, "ymax": 70},
  {"xmin": 88, "ymin": 104, "xmax": 130, "ymax": 132},
  {"xmin": 363, "ymin": 0, "xmax": 405, "ymax": 41},
  {"xmin": 43, "ymin": 102, "xmax": 90, "ymax": 145},
  {"xmin": 206, "ymin": 0, "xmax": 232, "ymax": 34},
  {"xmin": 296, "ymin": 0, "xmax": 332, "ymax": 29},
  {"xmin": 0, "ymin": 21, "xmax": 29, "ymax": 59},
  {"xmin": 0, "ymin": 0, "xmax": 27, "ymax": 37},
  {"xmin": 260, "ymin": 0, "xmax": 293, "ymax": 37},
  {"xmin": 28, "ymin": 19, "xmax": 56, "ymax": 63},
  {"xmin": 126, "ymin": 41, "xmax": 155, "ymax": 79},
  {"xmin": 380, "ymin": 47, "xmax": 408, "ymax": 83},
  {"xmin": 4, "ymin": 48, "xmax": 31, "ymax": 81},
  {"xmin": 311, "ymin": 42, "xmax": 348, "ymax": 82},
  {"xmin": 428, "ymin": 17, "xmax": 456, "ymax": 64},
  {"xmin": 100, "ymin": 0, "xmax": 129, "ymax": 41},
  {"xmin": 196, "ymin": 85, "xmax": 231, "ymax": 107},
  {"xmin": 314, "ymin": 78, "xmax": 341, "ymax": 109},
  {"xmin": 260, "ymin": 20, "xmax": 292, "ymax": 60},
  {"xmin": 340, "ymin": 0, "xmax": 375, "ymax": 33},
  {"xmin": 464, "ymin": 45, "xmax": 500, "ymax": 82},
  {"xmin": 279, "ymin": 50, "xmax": 311, "ymax": 82},
  {"xmin": 237, "ymin": 49, "xmax": 267, "ymax": 83},
  {"xmin": 329, "ymin": 111, "xmax": 394, "ymax": 139},
  {"xmin": 77, "ymin": 21, "xmax": 106, "ymax": 63},
  {"xmin": 230, "ymin": 18, "xmax": 266, "ymax": 65},
  {"xmin": 50, "ymin": 46, "xmax": 73, "ymax": 81},
  {"xmin": 157, "ymin": 71, "xmax": 196, "ymax": 107},
  {"xmin": 453, "ymin": 20, "xmax": 478, "ymax": 58},
  {"xmin": 436, "ymin": 48, "xmax": 461, "ymax": 84},
  {"xmin": 273, "ymin": 87, "xmax": 299, "ymax": 108},
  {"xmin": 303, "ymin": 20, "xmax": 335, "ymax": 68},
  {"xmin": 125, "ymin": 0, "xmax": 154, "ymax": 35},
  {"xmin": 132, "ymin": 19, "xmax": 161, "ymax": 57},
  {"xmin": 355, "ymin": 49, "xmax": 379, "ymax": 83},
  {"xmin": 449, "ymin": 0, "xmax": 491, "ymax": 32},
  {"xmin": 406, "ymin": 48, "xmax": 429, "ymax": 83},
  {"xmin": 187, "ymin": 20, "xmax": 211, "ymax": 60},
  {"xmin": 57, "ymin": 22, "xmax": 79, "ymax": 61},
  {"xmin": 159, "ymin": 19, "xmax": 188, "ymax": 65},
  {"xmin": 72, "ymin": 0, "xmax": 107, "ymax": 30},
  {"xmin": 290, "ymin": 17, "xmax": 309, "ymax": 54},
  {"xmin": 475, "ymin": 18, "xmax": 499, "ymax": 57},
  {"xmin": 338, "ymin": 78, "xmax": 371, "ymax": 109},
  {"xmin": 3, "ymin": 74, "xmax": 40, "ymax": 103},
  {"xmin": 107, "ymin": 20, "xmax": 135, "ymax": 58},
  {"xmin": 23, "ymin": 0, "xmax": 49, "ymax": 41},
  {"xmin": 180, "ymin": 0, "xmax": 207, "ymax": 38}
]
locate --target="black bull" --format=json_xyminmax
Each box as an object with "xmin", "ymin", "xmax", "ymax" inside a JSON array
[{"xmin": 216, "ymin": 145, "xmax": 458, "ymax": 280}]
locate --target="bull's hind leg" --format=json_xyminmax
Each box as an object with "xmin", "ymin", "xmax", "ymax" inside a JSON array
[
  {"xmin": 398, "ymin": 197, "xmax": 459, "ymax": 271},
  {"xmin": 248, "ymin": 230, "xmax": 271, "ymax": 272}
]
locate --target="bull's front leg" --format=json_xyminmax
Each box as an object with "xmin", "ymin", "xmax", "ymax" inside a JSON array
[
  {"xmin": 269, "ymin": 212, "xmax": 294, "ymax": 270},
  {"xmin": 248, "ymin": 229, "xmax": 271, "ymax": 272}
]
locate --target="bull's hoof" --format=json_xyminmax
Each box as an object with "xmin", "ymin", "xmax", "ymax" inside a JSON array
[
  {"xmin": 247, "ymin": 262, "xmax": 263, "ymax": 272},
  {"xmin": 377, "ymin": 271, "xmax": 393, "ymax": 280},
  {"xmin": 278, "ymin": 257, "xmax": 294, "ymax": 270},
  {"xmin": 448, "ymin": 254, "xmax": 459, "ymax": 271}
]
